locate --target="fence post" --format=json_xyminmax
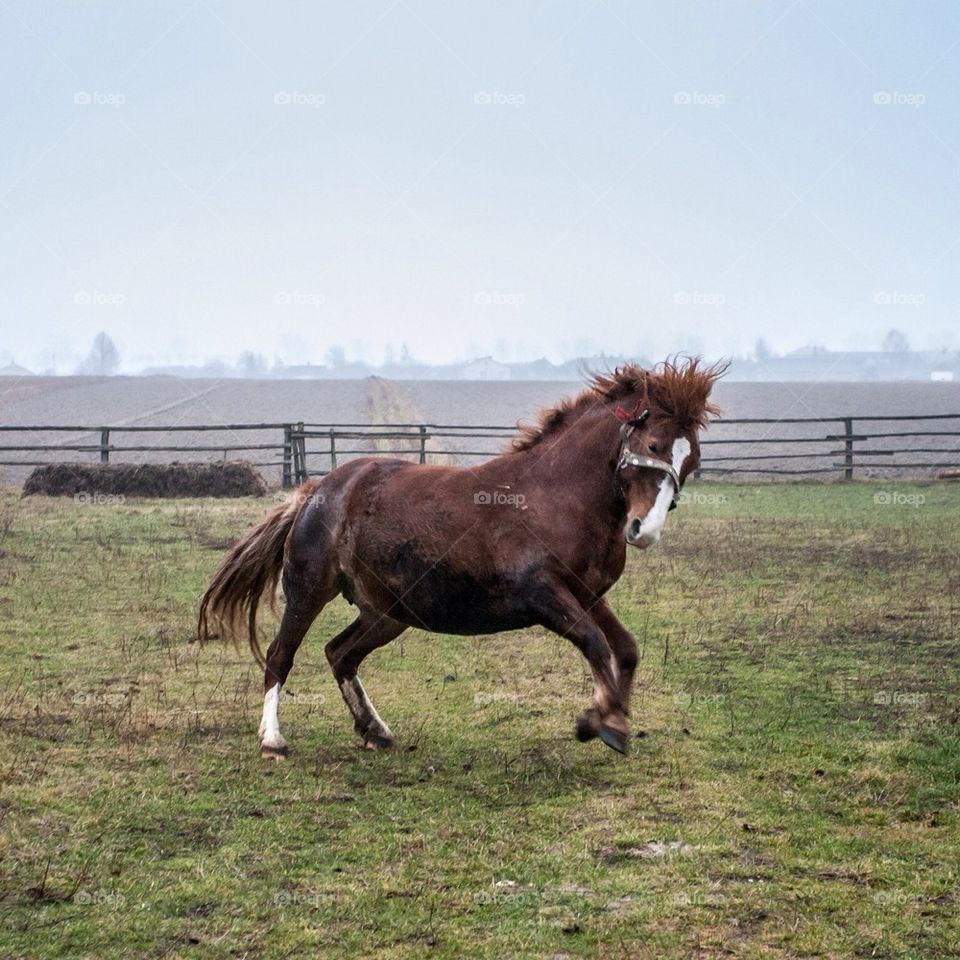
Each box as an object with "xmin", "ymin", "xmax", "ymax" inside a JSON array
[
  {"xmin": 295, "ymin": 422, "xmax": 306, "ymax": 485},
  {"xmin": 281, "ymin": 424, "xmax": 292, "ymax": 489},
  {"xmin": 843, "ymin": 418, "xmax": 854, "ymax": 480},
  {"xmin": 419, "ymin": 425, "xmax": 427, "ymax": 464},
  {"xmin": 100, "ymin": 428, "xmax": 110, "ymax": 464},
  {"xmin": 329, "ymin": 428, "xmax": 337, "ymax": 472}
]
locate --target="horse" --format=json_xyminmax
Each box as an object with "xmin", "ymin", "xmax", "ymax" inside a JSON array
[{"xmin": 198, "ymin": 357, "xmax": 725, "ymax": 758}]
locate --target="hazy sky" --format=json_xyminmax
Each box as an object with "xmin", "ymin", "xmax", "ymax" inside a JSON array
[{"xmin": 2, "ymin": 1, "xmax": 959, "ymax": 372}]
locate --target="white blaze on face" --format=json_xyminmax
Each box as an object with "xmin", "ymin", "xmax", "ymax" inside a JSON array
[
  {"xmin": 258, "ymin": 682, "xmax": 284, "ymax": 750},
  {"xmin": 629, "ymin": 437, "xmax": 690, "ymax": 548}
]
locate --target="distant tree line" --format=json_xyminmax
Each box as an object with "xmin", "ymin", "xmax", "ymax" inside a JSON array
[{"xmin": 67, "ymin": 327, "xmax": 929, "ymax": 378}]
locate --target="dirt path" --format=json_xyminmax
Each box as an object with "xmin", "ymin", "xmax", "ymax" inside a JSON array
[{"xmin": 365, "ymin": 378, "xmax": 457, "ymax": 464}]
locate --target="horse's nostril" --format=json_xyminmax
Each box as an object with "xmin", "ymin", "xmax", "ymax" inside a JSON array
[{"xmin": 628, "ymin": 518, "xmax": 642, "ymax": 540}]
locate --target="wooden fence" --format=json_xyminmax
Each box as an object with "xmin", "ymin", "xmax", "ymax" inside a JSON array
[{"xmin": 0, "ymin": 414, "xmax": 958, "ymax": 487}]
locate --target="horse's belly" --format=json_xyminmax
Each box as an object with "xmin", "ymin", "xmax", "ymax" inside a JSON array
[
  {"xmin": 398, "ymin": 594, "xmax": 536, "ymax": 635},
  {"xmin": 351, "ymin": 548, "xmax": 539, "ymax": 635}
]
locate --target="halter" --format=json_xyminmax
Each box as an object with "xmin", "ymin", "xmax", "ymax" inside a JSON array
[{"xmin": 613, "ymin": 407, "xmax": 682, "ymax": 509}]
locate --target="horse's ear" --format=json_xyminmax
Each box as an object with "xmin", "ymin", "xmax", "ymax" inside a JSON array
[{"xmin": 614, "ymin": 404, "xmax": 648, "ymax": 426}]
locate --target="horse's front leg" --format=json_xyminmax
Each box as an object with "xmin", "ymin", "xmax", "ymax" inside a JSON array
[
  {"xmin": 534, "ymin": 586, "xmax": 630, "ymax": 754},
  {"xmin": 574, "ymin": 599, "xmax": 639, "ymax": 745}
]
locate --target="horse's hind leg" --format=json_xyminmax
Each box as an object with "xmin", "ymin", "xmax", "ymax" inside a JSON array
[
  {"xmin": 258, "ymin": 577, "xmax": 333, "ymax": 760},
  {"xmin": 325, "ymin": 613, "xmax": 406, "ymax": 749}
]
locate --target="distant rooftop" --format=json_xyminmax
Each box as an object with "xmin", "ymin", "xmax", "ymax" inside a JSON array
[{"xmin": 0, "ymin": 363, "xmax": 34, "ymax": 376}]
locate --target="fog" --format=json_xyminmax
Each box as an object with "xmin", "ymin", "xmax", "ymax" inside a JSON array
[{"xmin": 2, "ymin": 2, "xmax": 959, "ymax": 373}]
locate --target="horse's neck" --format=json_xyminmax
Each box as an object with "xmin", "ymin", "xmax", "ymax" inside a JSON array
[{"xmin": 517, "ymin": 412, "xmax": 623, "ymax": 504}]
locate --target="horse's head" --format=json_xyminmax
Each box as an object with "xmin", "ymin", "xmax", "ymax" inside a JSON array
[
  {"xmin": 617, "ymin": 413, "xmax": 698, "ymax": 548},
  {"xmin": 608, "ymin": 358, "xmax": 726, "ymax": 549}
]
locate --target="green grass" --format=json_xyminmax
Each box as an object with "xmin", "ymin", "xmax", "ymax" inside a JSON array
[{"xmin": 0, "ymin": 481, "xmax": 958, "ymax": 959}]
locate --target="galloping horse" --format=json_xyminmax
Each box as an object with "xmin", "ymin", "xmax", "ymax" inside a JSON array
[{"xmin": 198, "ymin": 358, "xmax": 725, "ymax": 758}]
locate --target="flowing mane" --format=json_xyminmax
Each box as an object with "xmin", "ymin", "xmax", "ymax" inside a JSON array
[{"xmin": 512, "ymin": 357, "xmax": 727, "ymax": 452}]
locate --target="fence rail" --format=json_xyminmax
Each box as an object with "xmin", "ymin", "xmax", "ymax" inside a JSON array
[{"xmin": 1, "ymin": 414, "xmax": 958, "ymax": 486}]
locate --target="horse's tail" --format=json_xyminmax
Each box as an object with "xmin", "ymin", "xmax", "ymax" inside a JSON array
[{"xmin": 197, "ymin": 483, "xmax": 317, "ymax": 667}]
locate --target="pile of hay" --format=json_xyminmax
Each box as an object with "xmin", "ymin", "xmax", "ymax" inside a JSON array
[{"xmin": 23, "ymin": 461, "xmax": 267, "ymax": 498}]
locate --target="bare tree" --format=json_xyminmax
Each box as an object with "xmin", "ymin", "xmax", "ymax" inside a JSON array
[
  {"xmin": 238, "ymin": 351, "xmax": 267, "ymax": 376},
  {"xmin": 78, "ymin": 332, "xmax": 120, "ymax": 375},
  {"xmin": 325, "ymin": 345, "xmax": 346, "ymax": 370},
  {"xmin": 754, "ymin": 337, "xmax": 774, "ymax": 361},
  {"xmin": 882, "ymin": 328, "xmax": 909, "ymax": 353}
]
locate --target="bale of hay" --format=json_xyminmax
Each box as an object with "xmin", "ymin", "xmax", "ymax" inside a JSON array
[{"xmin": 23, "ymin": 461, "xmax": 267, "ymax": 498}]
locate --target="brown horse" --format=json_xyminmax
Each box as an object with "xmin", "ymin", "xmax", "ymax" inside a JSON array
[{"xmin": 198, "ymin": 358, "xmax": 724, "ymax": 758}]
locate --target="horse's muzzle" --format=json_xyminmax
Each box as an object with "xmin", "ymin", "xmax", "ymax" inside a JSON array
[{"xmin": 625, "ymin": 517, "xmax": 661, "ymax": 549}]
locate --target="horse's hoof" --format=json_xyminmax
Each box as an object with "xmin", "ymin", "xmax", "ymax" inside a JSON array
[
  {"xmin": 598, "ymin": 725, "xmax": 628, "ymax": 755},
  {"xmin": 363, "ymin": 732, "xmax": 395, "ymax": 750},
  {"xmin": 575, "ymin": 713, "xmax": 599, "ymax": 742},
  {"xmin": 260, "ymin": 743, "xmax": 289, "ymax": 761}
]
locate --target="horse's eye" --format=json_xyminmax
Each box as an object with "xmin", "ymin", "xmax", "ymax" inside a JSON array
[{"xmin": 648, "ymin": 441, "xmax": 658, "ymax": 454}]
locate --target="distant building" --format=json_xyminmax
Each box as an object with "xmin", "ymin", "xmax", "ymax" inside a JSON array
[
  {"xmin": 0, "ymin": 363, "xmax": 34, "ymax": 376},
  {"xmin": 460, "ymin": 356, "xmax": 511, "ymax": 380},
  {"xmin": 281, "ymin": 363, "xmax": 330, "ymax": 379},
  {"xmin": 509, "ymin": 356, "xmax": 568, "ymax": 380}
]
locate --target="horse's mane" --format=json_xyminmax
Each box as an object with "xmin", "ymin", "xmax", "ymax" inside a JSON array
[{"xmin": 512, "ymin": 356, "xmax": 727, "ymax": 452}]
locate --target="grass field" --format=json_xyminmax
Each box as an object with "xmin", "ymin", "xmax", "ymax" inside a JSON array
[{"xmin": 1, "ymin": 482, "xmax": 958, "ymax": 959}]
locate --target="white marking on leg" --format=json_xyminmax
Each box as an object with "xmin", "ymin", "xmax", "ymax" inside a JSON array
[
  {"xmin": 339, "ymin": 677, "xmax": 392, "ymax": 740},
  {"xmin": 630, "ymin": 437, "xmax": 690, "ymax": 547},
  {"xmin": 592, "ymin": 654, "xmax": 619, "ymax": 713},
  {"xmin": 593, "ymin": 673, "xmax": 611, "ymax": 714},
  {"xmin": 258, "ymin": 682, "xmax": 287, "ymax": 752}
]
